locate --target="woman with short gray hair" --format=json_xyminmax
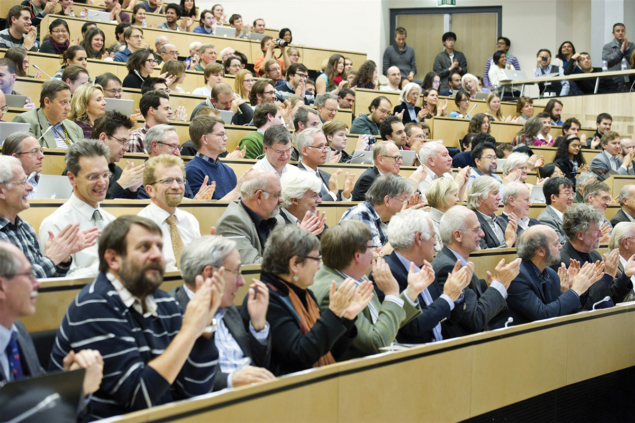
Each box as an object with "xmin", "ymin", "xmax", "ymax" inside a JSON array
[{"xmin": 257, "ymin": 225, "xmax": 372, "ymax": 376}]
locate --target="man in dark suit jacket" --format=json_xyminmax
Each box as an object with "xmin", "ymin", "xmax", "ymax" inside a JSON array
[
  {"xmin": 380, "ymin": 210, "xmax": 471, "ymax": 343},
  {"xmin": 468, "ymin": 175, "xmax": 515, "ymax": 249},
  {"xmin": 431, "ymin": 206, "xmax": 520, "ymax": 337},
  {"xmin": 294, "ymin": 129, "xmax": 355, "ymax": 202},
  {"xmin": 172, "ymin": 235, "xmax": 274, "ymax": 391},
  {"xmin": 490, "ymin": 226, "xmax": 599, "ymax": 329},
  {"xmin": 610, "ymin": 184, "xmax": 635, "ymax": 227},
  {"xmin": 351, "ymin": 141, "xmax": 400, "ymax": 201},
  {"xmin": 0, "ymin": 242, "xmax": 103, "ymax": 390},
  {"xmin": 499, "ymin": 182, "xmax": 539, "ymax": 236},
  {"xmin": 552, "ymin": 204, "xmax": 633, "ymax": 310}
]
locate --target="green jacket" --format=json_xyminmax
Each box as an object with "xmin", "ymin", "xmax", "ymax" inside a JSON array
[
  {"xmin": 12, "ymin": 108, "xmax": 85, "ymax": 149},
  {"xmin": 239, "ymin": 131, "xmax": 264, "ymax": 160},
  {"xmin": 311, "ymin": 265, "xmax": 421, "ymax": 360}
]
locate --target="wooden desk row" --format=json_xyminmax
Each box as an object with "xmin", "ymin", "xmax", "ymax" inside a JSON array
[
  {"xmin": 428, "ymin": 116, "xmax": 597, "ymax": 148},
  {"xmin": 353, "ymin": 88, "xmax": 546, "ymax": 119},
  {"xmin": 102, "ymin": 302, "xmax": 635, "ymax": 422},
  {"xmin": 39, "ymin": 15, "xmax": 367, "ymax": 73}
]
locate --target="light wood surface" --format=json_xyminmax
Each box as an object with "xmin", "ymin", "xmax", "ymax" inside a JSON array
[
  {"xmin": 395, "ymin": 14, "xmax": 444, "ymax": 81},
  {"xmin": 100, "ymin": 303, "xmax": 635, "ymax": 423},
  {"xmin": 451, "ymin": 12, "xmax": 498, "ymax": 84}
]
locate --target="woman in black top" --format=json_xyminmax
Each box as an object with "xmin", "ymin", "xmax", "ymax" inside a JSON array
[
  {"xmin": 39, "ymin": 19, "xmax": 75, "ymax": 55},
  {"xmin": 242, "ymin": 225, "xmax": 370, "ymax": 376},
  {"xmin": 553, "ymin": 135, "xmax": 585, "ymax": 187},
  {"xmin": 123, "ymin": 49, "xmax": 157, "ymax": 89},
  {"xmin": 179, "ymin": 0, "xmax": 196, "ymax": 18}
]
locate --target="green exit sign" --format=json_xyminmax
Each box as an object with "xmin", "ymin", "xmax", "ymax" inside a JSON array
[{"xmin": 438, "ymin": 0, "xmax": 456, "ymax": 6}]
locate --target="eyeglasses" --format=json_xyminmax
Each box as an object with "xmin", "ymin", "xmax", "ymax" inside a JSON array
[
  {"xmin": 51, "ymin": 29, "xmax": 68, "ymax": 34},
  {"xmin": 307, "ymin": 144, "xmax": 329, "ymax": 151},
  {"xmin": 0, "ymin": 105, "xmax": 7, "ymax": 113},
  {"xmin": 154, "ymin": 178, "xmax": 187, "ymax": 186},
  {"xmin": 381, "ymin": 155, "xmax": 403, "ymax": 162},
  {"xmin": 11, "ymin": 271, "xmax": 36, "ymax": 281},
  {"xmin": 480, "ymin": 155, "xmax": 497, "ymax": 160},
  {"xmin": 146, "ymin": 59, "xmax": 158, "ymax": 65},
  {"xmin": 323, "ymin": 107, "xmax": 338, "ymax": 113},
  {"xmin": 106, "ymin": 89, "xmax": 123, "ymax": 95},
  {"xmin": 3, "ymin": 176, "xmax": 29, "ymax": 186},
  {"xmin": 558, "ymin": 192, "xmax": 575, "ymax": 198},
  {"xmin": 156, "ymin": 141, "xmax": 181, "ymax": 152},
  {"xmin": 304, "ymin": 255, "xmax": 322, "ymax": 261},
  {"xmin": 109, "ymin": 135, "xmax": 130, "ymax": 149},
  {"xmin": 225, "ymin": 267, "xmax": 242, "ymax": 277},
  {"xmin": 272, "ymin": 148, "xmax": 292, "ymax": 156},
  {"xmin": 263, "ymin": 90, "xmax": 276, "ymax": 95},
  {"xmin": 82, "ymin": 171, "xmax": 113, "ymax": 182},
  {"xmin": 16, "ymin": 148, "xmax": 44, "ymax": 156},
  {"xmin": 167, "ymin": 51, "xmax": 179, "ymax": 56},
  {"xmin": 261, "ymin": 190, "xmax": 282, "ymax": 199}
]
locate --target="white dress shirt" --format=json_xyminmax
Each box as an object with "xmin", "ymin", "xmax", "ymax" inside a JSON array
[
  {"xmin": 299, "ymin": 161, "xmax": 351, "ymax": 201},
  {"xmin": 417, "ymin": 170, "xmax": 453, "ymax": 200},
  {"xmin": 253, "ymin": 158, "xmax": 300, "ymax": 178},
  {"xmin": 39, "ymin": 194, "xmax": 116, "ymax": 278},
  {"xmin": 137, "ymin": 202, "xmax": 201, "ymax": 271}
]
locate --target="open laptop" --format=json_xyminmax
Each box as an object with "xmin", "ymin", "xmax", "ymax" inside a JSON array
[
  {"xmin": 219, "ymin": 110, "xmax": 233, "ymax": 125},
  {"xmin": 105, "ymin": 98, "xmax": 134, "ymax": 117},
  {"xmin": 501, "ymin": 69, "xmax": 528, "ymax": 81},
  {"xmin": 0, "ymin": 368, "xmax": 85, "ymax": 423},
  {"xmin": 214, "ymin": 26, "xmax": 236, "ymax": 38},
  {"xmin": 87, "ymin": 9, "xmax": 112, "ymax": 22},
  {"xmin": 350, "ymin": 150, "xmax": 374, "ymax": 165},
  {"xmin": 32, "ymin": 175, "xmax": 74, "ymax": 200},
  {"xmin": 474, "ymin": 92, "xmax": 489, "ymax": 100},
  {"xmin": 249, "ymin": 32, "xmax": 266, "ymax": 41},
  {"xmin": 529, "ymin": 185, "xmax": 546, "ymax": 203},
  {"xmin": 5, "ymin": 94, "xmax": 27, "ymax": 108},
  {"xmin": 0, "ymin": 122, "xmax": 30, "ymax": 143}
]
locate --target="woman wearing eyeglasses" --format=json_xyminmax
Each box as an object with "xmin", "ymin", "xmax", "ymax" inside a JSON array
[
  {"xmin": 448, "ymin": 90, "xmax": 473, "ymax": 119},
  {"xmin": 40, "ymin": 19, "xmax": 78, "ymax": 55},
  {"xmin": 68, "ymin": 84, "xmax": 107, "ymax": 138},
  {"xmin": 253, "ymin": 225, "xmax": 371, "ymax": 376},
  {"xmin": 123, "ymin": 48, "xmax": 157, "ymax": 89}
]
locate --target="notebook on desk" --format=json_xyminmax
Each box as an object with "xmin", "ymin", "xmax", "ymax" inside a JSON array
[
  {"xmin": 105, "ymin": 98, "xmax": 134, "ymax": 117},
  {"xmin": 5, "ymin": 95, "xmax": 27, "ymax": 108},
  {"xmin": 32, "ymin": 175, "xmax": 74, "ymax": 200},
  {"xmin": 214, "ymin": 26, "xmax": 236, "ymax": 37},
  {"xmin": 501, "ymin": 70, "xmax": 528, "ymax": 81},
  {"xmin": 0, "ymin": 122, "xmax": 30, "ymax": 143}
]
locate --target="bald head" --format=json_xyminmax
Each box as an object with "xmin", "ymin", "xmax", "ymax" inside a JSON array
[
  {"xmin": 516, "ymin": 224, "xmax": 561, "ymax": 267},
  {"xmin": 386, "ymin": 66, "xmax": 402, "ymax": 89}
]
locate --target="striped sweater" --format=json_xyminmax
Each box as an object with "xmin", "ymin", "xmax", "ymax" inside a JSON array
[{"xmin": 49, "ymin": 272, "xmax": 218, "ymax": 421}]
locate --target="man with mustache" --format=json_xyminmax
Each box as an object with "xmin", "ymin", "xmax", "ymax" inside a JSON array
[
  {"xmin": 39, "ymin": 141, "xmax": 116, "ymax": 278},
  {"xmin": 50, "ymin": 215, "xmax": 222, "ymax": 420},
  {"xmin": 138, "ymin": 155, "xmax": 201, "ymax": 270},
  {"xmin": 216, "ymin": 169, "xmax": 286, "ymax": 264}
]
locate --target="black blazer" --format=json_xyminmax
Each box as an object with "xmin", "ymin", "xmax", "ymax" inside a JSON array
[
  {"xmin": 122, "ymin": 72, "xmax": 144, "ymax": 89},
  {"xmin": 169, "ymin": 285, "xmax": 271, "ymax": 390},
  {"xmin": 498, "ymin": 213, "xmax": 539, "ymax": 236},
  {"xmin": 252, "ymin": 272, "xmax": 357, "ymax": 376},
  {"xmin": 610, "ymin": 209, "xmax": 633, "ymax": 227},
  {"xmin": 393, "ymin": 102, "xmax": 421, "ymax": 125},
  {"xmin": 551, "ymin": 241, "xmax": 633, "ymax": 309},
  {"xmin": 297, "ymin": 162, "xmax": 344, "ymax": 201},
  {"xmin": 351, "ymin": 166, "xmax": 380, "ymax": 201},
  {"xmin": 382, "ymin": 251, "xmax": 460, "ymax": 344},
  {"xmin": 0, "ymin": 321, "xmax": 45, "ymax": 383},
  {"xmin": 490, "ymin": 260, "xmax": 582, "ymax": 329},
  {"xmin": 474, "ymin": 210, "xmax": 507, "ymax": 249},
  {"xmin": 553, "ymin": 158, "xmax": 578, "ymax": 188},
  {"xmin": 432, "ymin": 247, "xmax": 507, "ymax": 337}
]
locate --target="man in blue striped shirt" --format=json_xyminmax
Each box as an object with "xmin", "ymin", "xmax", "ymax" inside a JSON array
[{"xmin": 49, "ymin": 215, "xmax": 222, "ymax": 420}]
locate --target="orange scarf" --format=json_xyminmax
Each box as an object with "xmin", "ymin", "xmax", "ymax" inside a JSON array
[{"xmin": 281, "ymin": 280, "xmax": 336, "ymax": 368}]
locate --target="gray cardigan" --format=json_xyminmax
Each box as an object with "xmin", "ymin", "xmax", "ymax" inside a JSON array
[{"xmin": 382, "ymin": 44, "xmax": 417, "ymax": 77}]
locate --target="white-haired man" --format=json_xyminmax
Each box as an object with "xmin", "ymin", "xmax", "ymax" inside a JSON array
[
  {"xmin": 611, "ymin": 184, "xmax": 635, "ymax": 226},
  {"xmin": 417, "ymin": 141, "xmax": 469, "ymax": 200},
  {"xmin": 432, "ymin": 205, "xmax": 521, "ymax": 337},
  {"xmin": 609, "ymin": 222, "xmax": 635, "ymax": 302},
  {"xmin": 279, "ymin": 171, "xmax": 327, "ymax": 237},
  {"xmin": 499, "ymin": 182, "xmax": 539, "ymax": 236},
  {"xmin": 383, "ymin": 209, "xmax": 471, "ymax": 343},
  {"xmin": 467, "ymin": 175, "xmax": 517, "ymax": 249},
  {"xmin": 296, "ymin": 128, "xmax": 355, "ymax": 202}
]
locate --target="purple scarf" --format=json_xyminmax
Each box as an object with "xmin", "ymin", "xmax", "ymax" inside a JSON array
[{"xmin": 50, "ymin": 38, "xmax": 70, "ymax": 55}]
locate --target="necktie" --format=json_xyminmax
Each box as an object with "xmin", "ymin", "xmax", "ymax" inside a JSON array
[
  {"xmin": 420, "ymin": 289, "xmax": 443, "ymax": 342},
  {"xmin": 6, "ymin": 331, "xmax": 23, "ymax": 381},
  {"xmin": 166, "ymin": 215, "xmax": 184, "ymax": 267},
  {"xmin": 92, "ymin": 210, "xmax": 104, "ymax": 231}
]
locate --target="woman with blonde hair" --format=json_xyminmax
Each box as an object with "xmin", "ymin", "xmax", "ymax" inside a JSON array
[
  {"xmin": 426, "ymin": 178, "xmax": 460, "ymax": 251},
  {"xmin": 234, "ymin": 69, "xmax": 254, "ymax": 101},
  {"xmin": 461, "ymin": 73, "xmax": 482, "ymax": 99},
  {"xmin": 69, "ymin": 83, "xmax": 106, "ymax": 138},
  {"xmin": 161, "ymin": 59, "xmax": 187, "ymax": 93}
]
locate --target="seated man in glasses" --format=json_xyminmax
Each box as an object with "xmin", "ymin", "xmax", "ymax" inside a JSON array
[
  {"xmin": 39, "ymin": 140, "xmax": 116, "ymax": 278},
  {"xmin": 95, "ymin": 73, "xmax": 123, "ymax": 99},
  {"xmin": 1, "ymin": 132, "xmax": 44, "ymax": 199},
  {"xmin": 137, "ymin": 155, "xmax": 201, "ymax": 270}
]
